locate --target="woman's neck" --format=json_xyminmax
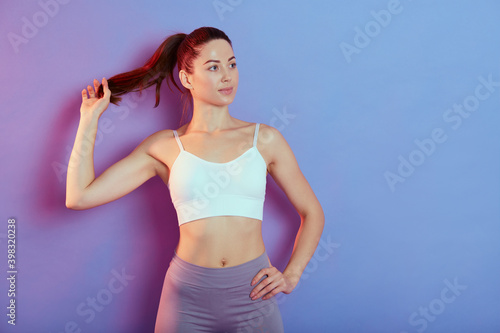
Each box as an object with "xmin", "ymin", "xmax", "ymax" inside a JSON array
[{"xmin": 188, "ymin": 101, "xmax": 233, "ymax": 133}]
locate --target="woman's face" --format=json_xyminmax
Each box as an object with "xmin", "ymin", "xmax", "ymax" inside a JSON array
[{"xmin": 182, "ymin": 39, "xmax": 239, "ymax": 107}]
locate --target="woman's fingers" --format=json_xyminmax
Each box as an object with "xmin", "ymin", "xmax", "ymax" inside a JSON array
[
  {"xmin": 101, "ymin": 77, "xmax": 111, "ymax": 99},
  {"xmin": 81, "ymin": 78, "xmax": 110, "ymax": 102},
  {"xmin": 82, "ymin": 89, "xmax": 88, "ymax": 100},
  {"xmin": 87, "ymin": 85, "xmax": 95, "ymax": 98},
  {"xmin": 249, "ymin": 266, "xmax": 298, "ymax": 301},
  {"xmin": 80, "ymin": 78, "xmax": 111, "ymax": 116},
  {"xmin": 250, "ymin": 267, "xmax": 282, "ymax": 300},
  {"xmin": 93, "ymin": 78, "xmax": 100, "ymax": 94}
]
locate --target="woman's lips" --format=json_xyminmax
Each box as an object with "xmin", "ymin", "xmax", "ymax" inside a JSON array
[{"xmin": 218, "ymin": 87, "xmax": 233, "ymax": 95}]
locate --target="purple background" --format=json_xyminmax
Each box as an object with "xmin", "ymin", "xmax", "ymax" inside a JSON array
[{"xmin": 1, "ymin": 0, "xmax": 499, "ymax": 332}]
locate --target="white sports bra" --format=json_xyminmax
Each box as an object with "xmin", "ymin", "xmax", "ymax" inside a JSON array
[{"xmin": 168, "ymin": 123, "xmax": 267, "ymax": 225}]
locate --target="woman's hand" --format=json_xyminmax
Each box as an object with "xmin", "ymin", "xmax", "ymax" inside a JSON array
[
  {"xmin": 80, "ymin": 78, "xmax": 111, "ymax": 119},
  {"xmin": 250, "ymin": 266, "xmax": 299, "ymax": 301}
]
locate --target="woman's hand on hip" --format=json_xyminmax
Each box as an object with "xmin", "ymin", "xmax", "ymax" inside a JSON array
[{"xmin": 250, "ymin": 266, "xmax": 299, "ymax": 301}]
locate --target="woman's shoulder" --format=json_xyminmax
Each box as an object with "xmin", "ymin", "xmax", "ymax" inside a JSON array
[
  {"xmin": 135, "ymin": 128, "xmax": 177, "ymax": 151},
  {"xmin": 230, "ymin": 118, "xmax": 285, "ymax": 140},
  {"xmin": 232, "ymin": 118, "xmax": 276, "ymax": 133},
  {"xmin": 144, "ymin": 128, "xmax": 175, "ymax": 142},
  {"xmin": 256, "ymin": 123, "xmax": 287, "ymax": 146}
]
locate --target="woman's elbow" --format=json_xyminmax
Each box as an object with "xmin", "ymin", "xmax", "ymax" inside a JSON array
[
  {"xmin": 66, "ymin": 199, "xmax": 80, "ymax": 210},
  {"xmin": 300, "ymin": 204, "xmax": 324, "ymax": 225},
  {"xmin": 65, "ymin": 196, "xmax": 87, "ymax": 210}
]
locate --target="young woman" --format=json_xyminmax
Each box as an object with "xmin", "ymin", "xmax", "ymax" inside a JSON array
[{"xmin": 66, "ymin": 27, "xmax": 324, "ymax": 332}]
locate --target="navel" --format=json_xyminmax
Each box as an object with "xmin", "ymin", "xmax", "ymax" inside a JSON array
[{"xmin": 220, "ymin": 258, "xmax": 227, "ymax": 267}]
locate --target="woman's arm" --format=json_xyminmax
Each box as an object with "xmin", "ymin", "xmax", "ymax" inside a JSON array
[
  {"xmin": 250, "ymin": 125, "xmax": 325, "ymax": 300},
  {"xmin": 66, "ymin": 78, "xmax": 166, "ymax": 210}
]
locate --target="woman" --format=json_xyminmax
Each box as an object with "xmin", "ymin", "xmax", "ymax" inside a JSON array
[{"xmin": 66, "ymin": 27, "xmax": 324, "ymax": 332}]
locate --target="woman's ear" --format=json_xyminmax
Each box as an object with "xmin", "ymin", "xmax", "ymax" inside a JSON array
[{"xmin": 179, "ymin": 70, "xmax": 193, "ymax": 90}]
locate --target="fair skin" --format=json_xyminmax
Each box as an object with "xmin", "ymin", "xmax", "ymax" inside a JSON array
[{"xmin": 66, "ymin": 39, "xmax": 324, "ymax": 301}]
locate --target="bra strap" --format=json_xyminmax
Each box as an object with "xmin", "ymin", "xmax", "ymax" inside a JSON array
[
  {"xmin": 253, "ymin": 123, "xmax": 260, "ymax": 147},
  {"xmin": 173, "ymin": 130, "xmax": 184, "ymax": 151}
]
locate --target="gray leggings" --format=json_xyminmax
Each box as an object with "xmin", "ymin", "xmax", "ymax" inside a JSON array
[{"xmin": 155, "ymin": 251, "xmax": 284, "ymax": 332}]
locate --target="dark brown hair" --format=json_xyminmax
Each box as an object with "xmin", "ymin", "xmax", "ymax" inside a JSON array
[{"xmin": 98, "ymin": 27, "xmax": 232, "ymax": 118}]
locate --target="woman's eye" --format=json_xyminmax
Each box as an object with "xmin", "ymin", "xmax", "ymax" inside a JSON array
[
  {"xmin": 230, "ymin": 62, "xmax": 237, "ymax": 68},
  {"xmin": 209, "ymin": 65, "xmax": 218, "ymax": 71}
]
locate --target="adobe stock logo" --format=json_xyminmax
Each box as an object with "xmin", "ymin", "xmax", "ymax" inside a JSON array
[
  {"xmin": 400, "ymin": 277, "xmax": 467, "ymax": 333},
  {"xmin": 53, "ymin": 91, "xmax": 147, "ymax": 184},
  {"xmin": 51, "ymin": 267, "xmax": 135, "ymax": 333},
  {"xmin": 385, "ymin": 73, "xmax": 500, "ymax": 192},
  {"xmin": 339, "ymin": 0, "xmax": 404, "ymax": 63},
  {"xmin": 212, "ymin": 0, "xmax": 243, "ymax": 21},
  {"xmin": 7, "ymin": 0, "xmax": 72, "ymax": 54}
]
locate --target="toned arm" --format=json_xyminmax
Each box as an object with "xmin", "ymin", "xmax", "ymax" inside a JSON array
[
  {"xmin": 260, "ymin": 125, "xmax": 325, "ymax": 288},
  {"xmin": 65, "ymin": 78, "xmax": 168, "ymax": 210},
  {"xmin": 66, "ymin": 128, "xmax": 167, "ymax": 210}
]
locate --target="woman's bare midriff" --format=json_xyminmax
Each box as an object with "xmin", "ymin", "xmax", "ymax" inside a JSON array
[{"xmin": 175, "ymin": 216, "xmax": 266, "ymax": 268}]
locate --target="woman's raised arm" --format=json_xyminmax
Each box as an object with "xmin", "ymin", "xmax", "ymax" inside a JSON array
[{"xmin": 65, "ymin": 78, "xmax": 166, "ymax": 210}]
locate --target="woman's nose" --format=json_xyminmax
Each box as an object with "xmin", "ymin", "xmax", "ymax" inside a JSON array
[{"xmin": 222, "ymin": 69, "xmax": 232, "ymax": 82}]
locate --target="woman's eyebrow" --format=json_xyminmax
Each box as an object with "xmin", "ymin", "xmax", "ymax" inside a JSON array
[{"xmin": 203, "ymin": 56, "xmax": 236, "ymax": 65}]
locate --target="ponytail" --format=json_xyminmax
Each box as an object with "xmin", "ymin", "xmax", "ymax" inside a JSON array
[
  {"xmin": 97, "ymin": 27, "xmax": 232, "ymax": 119},
  {"xmin": 98, "ymin": 33, "xmax": 186, "ymax": 107}
]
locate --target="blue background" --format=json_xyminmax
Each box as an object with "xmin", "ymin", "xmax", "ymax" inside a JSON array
[{"xmin": 1, "ymin": 0, "xmax": 499, "ymax": 332}]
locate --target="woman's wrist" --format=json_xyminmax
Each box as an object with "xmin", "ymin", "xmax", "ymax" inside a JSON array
[
  {"xmin": 282, "ymin": 269, "xmax": 301, "ymax": 288},
  {"xmin": 79, "ymin": 111, "xmax": 100, "ymax": 127}
]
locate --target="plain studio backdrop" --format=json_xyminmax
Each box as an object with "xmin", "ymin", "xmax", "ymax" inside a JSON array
[{"xmin": 0, "ymin": 1, "xmax": 499, "ymax": 332}]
